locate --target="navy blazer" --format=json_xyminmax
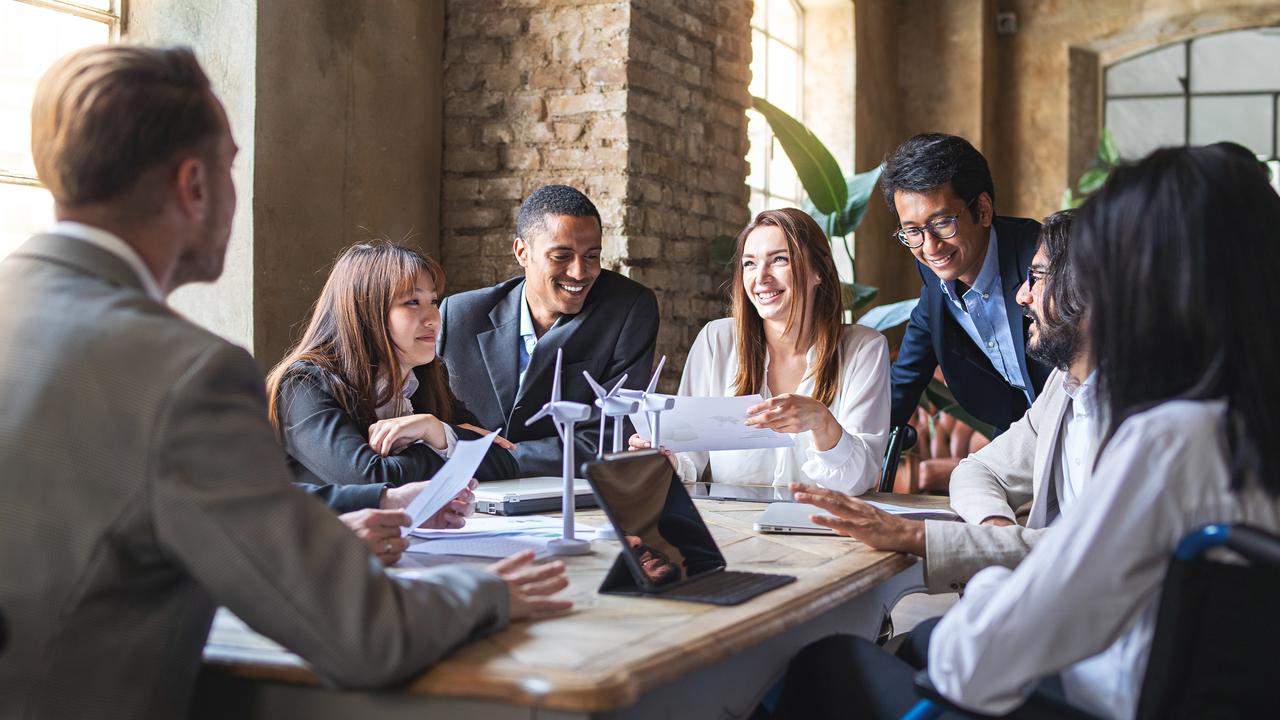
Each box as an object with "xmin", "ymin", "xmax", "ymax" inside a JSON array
[
  {"xmin": 889, "ymin": 215, "xmax": 1052, "ymax": 434},
  {"xmin": 438, "ymin": 270, "xmax": 659, "ymax": 477}
]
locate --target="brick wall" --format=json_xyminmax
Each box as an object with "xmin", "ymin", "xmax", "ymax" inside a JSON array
[{"xmin": 441, "ymin": 0, "xmax": 751, "ymax": 391}]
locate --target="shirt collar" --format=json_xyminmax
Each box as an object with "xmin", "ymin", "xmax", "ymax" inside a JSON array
[
  {"xmin": 51, "ymin": 221, "xmax": 165, "ymax": 302},
  {"xmin": 373, "ymin": 371, "xmax": 420, "ymax": 420},
  {"xmin": 518, "ymin": 282, "xmax": 536, "ymax": 342},
  {"xmin": 1062, "ymin": 369, "xmax": 1099, "ymax": 418},
  {"xmin": 940, "ymin": 227, "xmax": 1000, "ymax": 302}
]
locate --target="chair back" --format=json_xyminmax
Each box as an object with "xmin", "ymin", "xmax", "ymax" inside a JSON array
[{"xmin": 1135, "ymin": 523, "xmax": 1280, "ymax": 719}]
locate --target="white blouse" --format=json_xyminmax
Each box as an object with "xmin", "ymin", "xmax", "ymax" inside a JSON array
[{"xmin": 672, "ymin": 318, "xmax": 890, "ymax": 495}]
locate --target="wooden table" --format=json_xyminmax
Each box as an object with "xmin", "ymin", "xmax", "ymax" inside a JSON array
[{"xmin": 195, "ymin": 493, "xmax": 947, "ymax": 719}]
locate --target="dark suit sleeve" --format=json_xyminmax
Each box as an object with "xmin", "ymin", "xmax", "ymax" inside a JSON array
[
  {"xmin": 278, "ymin": 372, "xmax": 446, "ymax": 487},
  {"xmin": 293, "ymin": 481, "xmax": 387, "ymax": 514},
  {"xmin": 511, "ymin": 287, "xmax": 659, "ymax": 476},
  {"xmin": 890, "ymin": 281, "xmax": 939, "ymax": 427},
  {"xmin": 450, "ymin": 396, "xmax": 520, "ymax": 480}
]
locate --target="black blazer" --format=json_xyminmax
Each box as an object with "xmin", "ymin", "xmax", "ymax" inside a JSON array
[
  {"xmin": 279, "ymin": 363, "xmax": 519, "ymax": 512},
  {"xmin": 438, "ymin": 270, "xmax": 659, "ymax": 477},
  {"xmin": 889, "ymin": 215, "xmax": 1053, "ymax": 434}
]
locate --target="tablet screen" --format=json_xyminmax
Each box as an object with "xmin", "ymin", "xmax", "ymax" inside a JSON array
[{"xmin": 585, "ymin": 451, "xmax": 727, "ymax": 590}]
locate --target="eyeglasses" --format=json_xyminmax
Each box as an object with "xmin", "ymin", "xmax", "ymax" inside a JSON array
[
  {"xmin": 893, "ymin": 197, "xmax": 978, "ymax": 249},
  {"xmin": 1026, "ymin": 268, "xmax": 1047, "ymax": 290}
]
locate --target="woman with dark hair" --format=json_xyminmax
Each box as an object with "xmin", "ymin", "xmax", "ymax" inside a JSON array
[
  {"xmin": 266, "ymin": 241, "xmax": 518, "ymax": 510},
  {"xmin": 766, "ymin": 145, "xmax": 1280, "ymax": 719},
  {"xmin": 633, "ymin": 208, "xmax": 889, "ymax": 495}
]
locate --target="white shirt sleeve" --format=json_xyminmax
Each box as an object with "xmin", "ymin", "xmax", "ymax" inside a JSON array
[
  {"xmin": 426, "ymin": 423, "xmax": 458, "ymax": 459},
  {"xmin": 672, "ymin": 325, "xmax": 715, "ymax": 484},
  {"xmin": 926, "ymin": 402, "xmax": 1237, "ymax": 717},
  {"xmin": 799, "ymin": 332, "xmax": 890, "ymax": 496}
]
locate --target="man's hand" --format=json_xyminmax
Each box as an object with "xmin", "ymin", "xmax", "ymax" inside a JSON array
[
  {"xmin": 382, "ymin": 478, "xmax": 478, "ymax": 529},
  {"xmin": 627, "ymin": 433, "xmax": 677, "ymax": 469},
  {"xmin": 746, "ymin": 394, "xmax": 842, "ymax": 450},
  {"xmin": 368, "ymin": 413, "xmax": 448, "ymax": 455},
  {"xmin": 458, "ymin": 423, "xmax": 516, "ymax": 450},
  {"xmin": 789, "ymin": 482, "xmax": 926, "ymax": 556},
  {"xmin": 338, "ymin": 508, "xmax": 410, "ymax": 565},
  {"xmin": 980, "ymin": 516, "xmax": 1015, "ymax": 527},
  {"xmin": 486, "ymin": 550, "xmax": 573, "ymax": 620}
]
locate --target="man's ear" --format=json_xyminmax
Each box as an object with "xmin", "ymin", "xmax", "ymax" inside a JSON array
[
  {"xmin": 513, "ymin": 236, "xmax": 530, "ymax": 268},
  {"xmin": 976, "ymin": 192, "xmax": 994, "ymax": 227},
  {"xmin": 173, "ymin": 155, "xmax": 208, "ymax": 222}
]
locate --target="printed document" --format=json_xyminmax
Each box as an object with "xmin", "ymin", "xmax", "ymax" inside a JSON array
[{"xmin": 627, "ymin": 393, "xmax": 794, "ymax": 453}]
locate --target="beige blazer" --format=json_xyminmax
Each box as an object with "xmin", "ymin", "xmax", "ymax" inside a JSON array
[
  {"xmin": 0, "ymin": 235, "xmax": 509, "ymax": 719},
  {"xmin": 922, "ymin": 368, "xmax": 1084, "ymax": 593}
]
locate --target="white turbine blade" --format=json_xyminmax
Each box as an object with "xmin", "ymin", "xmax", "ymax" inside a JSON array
[
  {"xmin": 525, "ymin": 405, "xmax": 551, "ymax": 426},
  {"xmin": 582, "ymin": 370, "xmax": 609, "ymax": 399},
  {"xmin": 607, "ymin": 373, "xmax": 629, "ymax": 398},
  {"xmin": 645, "ymin": 355, "xmax": 667, "ymax": 394},
  {"xmin": 550, "ymin": 345, "xmax": 560, "ymax": 399}
]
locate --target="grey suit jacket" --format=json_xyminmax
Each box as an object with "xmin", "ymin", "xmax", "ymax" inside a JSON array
[
  {"xmin": 438, "ymin": 271, "xmax": 659, "ymax": 477},
  {"xmin": 0, "ymin": 234, "xmax": 510, "ymax": 719},
  {"xmin": 922, "ymin": 368, "xmax": 1082, "ymax": 593}
]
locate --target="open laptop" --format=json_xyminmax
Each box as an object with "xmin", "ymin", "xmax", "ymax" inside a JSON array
[
  {"xmin": 583, "ymin": 451, "xmax": 795, "ymax": 606},
  {"xmin": 474, "ymin": 477, "xmax": 598, "ymax": 516},
  {"xmin": 755, "ymin": 499, "xmax": 959, "ymax": 535}
]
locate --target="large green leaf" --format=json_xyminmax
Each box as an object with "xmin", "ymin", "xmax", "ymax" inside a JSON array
[
  {"xmin": 710, "ymin": 234, "xmax": 736, "ymax": 265},
  {"xmin": 751, "ymin": 96, "xmax": 846, "ymax": 215},
  {"xmin": 1076, "ymin": 167, "xmax": 1109, "ymax": 195},
  {"xmin": 807, "ymin": 165, "xmax": 884, "ymax": 239},
  {"xmin": 856, "ymin": 298, "xmax": 918, "ymax": 331},
  {"xmin": 841, "ymin": 282, "xmax": 878, "ymax": 311},
  {"xmin": 922, "ymin": 378, "xmax": 998, "ymax": 440},
  {"xmin": 1098, "ymin": 128, "xmax": 1120, "ymax": 166}
]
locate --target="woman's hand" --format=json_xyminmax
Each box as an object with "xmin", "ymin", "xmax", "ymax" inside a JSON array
[
  {"xmin": 457, "ymin": 422, "xmax": 516, "ymax": 450},
  {"xmin": 383, "ymin": 478, "xmax": 478, "ymax": 529},
  {"xmin": 486, "ymin": 550, "xmax": 573, "ymax": 621},
  {"xmin": 368, "ymin": 413, "xmax": 447, "ymax": 456},
  {"xmin": 745, "ymin": 393, "xmax": 842, "ymax": 450},
  {"xmin": 627, "ymin": 433, "xmax": 677, "ymax": 470},
  {"xmin": 338, "ymin": 508, "xmax": 410, "ymax": 565}
]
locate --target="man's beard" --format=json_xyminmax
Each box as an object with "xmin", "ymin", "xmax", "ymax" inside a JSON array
[{"xmin": 1026, "ymin": 310, "xmax": 1083, "ymax": 371}]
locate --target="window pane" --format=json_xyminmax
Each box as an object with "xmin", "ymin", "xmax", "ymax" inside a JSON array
[
  {"xmin": 1106, "ymin": 97, "xmax": 1185, "ymax": 159},
  {"xmin": 751, "ymin": 0, "xmax": 764, "ymax": 31},
  {"xmin": 1189, "ymin": 95, "xmax": 1272, "ymax": 153},
  {"xmin": 1267, "ymin": 160, "xmax": 1279, "ymax": 195},
  {"xmin": 747, "ymin": 109, "xmax": 768, "ymax": 190},
  {"xmin": 749, "ymin": 29, "xmax": 767, "ymax": 98},
  {"xmin": 1190, "ymin": 27, "xmax": 1280, "ymax": 93},
  {"xmin": 768, "ymin": 0, "xmax": 800, "ymax": 48},
  {"xmin": 766, "ymin": 39, "xmax": 799, "ymax": 117},
  {"xmin": 75, "ymin": 1, "xmax": 115, "ymax": 11},
  {"xmin": 0, "ymin": 183, "xmax": 55, "ymax": 261},
  {"xmin": 1105, "ymin": 43, "xmax": 1186, "ymax": 96},
  {"xmin": 769, "ymin": 136, "xmax": 801, "ymax": 204},
  {"xmin": 0, "ymin": 3, "xmax": 111, "ymax": 176},
  {"xmin": 749, "ymin": 190, "xmax": 766, "ymax": 220}
]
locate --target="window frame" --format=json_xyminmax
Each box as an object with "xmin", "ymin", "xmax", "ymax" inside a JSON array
[{"xmin": 747, "ymin": 0, "xmax": 806, "ymax": 215}]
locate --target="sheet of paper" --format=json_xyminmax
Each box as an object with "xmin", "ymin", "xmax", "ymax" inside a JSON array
[
  {"xmin": 863, "ymin": 500, "xmax": 958, "ymax": 521},
  {"xmin": 409, "ymin": 514, "xmax": 602, "ymax": 540},
  {"xmin": 627, "ymin": 393, "xmax": 794, "ymax": 453},
  {"xmin": 399, "ymin": 431, "xmax": 499, "ymax": 537},
  {"xmin": 405, "ymin": 526, "xmax": 599, "ymax": 559}
]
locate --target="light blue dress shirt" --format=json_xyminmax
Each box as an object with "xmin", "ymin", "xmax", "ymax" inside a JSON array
[
  {"xmin": 517, "ymin": 283, "xmax": 539, "ymax": 389},
  {"xmin": 939, "ymin": 229, "xmax": 1031, "ymax": 403}
]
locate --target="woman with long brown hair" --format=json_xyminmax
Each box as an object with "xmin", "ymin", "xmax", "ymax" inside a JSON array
[
  {"xmin": 266, "ymin": 241, "xmax": 517, "ymax": 505},
  {"xmin": 632, "ymin": 208, "xmax": 889, "ymax": 494}
]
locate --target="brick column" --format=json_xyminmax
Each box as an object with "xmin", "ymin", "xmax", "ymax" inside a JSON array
[{"xmin": 441, "ymin": 0, "xmax": 752, "ymax": 390}]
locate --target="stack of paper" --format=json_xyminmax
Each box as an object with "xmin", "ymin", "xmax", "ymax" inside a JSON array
[{"xmin": 406, "ymin": 515, "xmax": 605, "ymax": 559}]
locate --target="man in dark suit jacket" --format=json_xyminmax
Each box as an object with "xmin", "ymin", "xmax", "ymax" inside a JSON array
[
  {"xmin": 884, "ymin": 134, "xmax": 1052, "ymax": 434},
  {"xmin": 439, "ymin": 185, "xmax": 660, "ymax": 477}
]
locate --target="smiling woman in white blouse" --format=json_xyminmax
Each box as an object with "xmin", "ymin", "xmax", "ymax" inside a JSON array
[{"xmin": 632, "ymin": 208, "xmax": 890, "ymax": 495}]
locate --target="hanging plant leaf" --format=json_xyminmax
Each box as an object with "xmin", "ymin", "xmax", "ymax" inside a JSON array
[
  {"xmin": 856, "ymin": 298, "xmax": 918, "ymax": 331},
  {"xmin": 710, "ymin": 234, "xmax": 737, "ymax": 266}
]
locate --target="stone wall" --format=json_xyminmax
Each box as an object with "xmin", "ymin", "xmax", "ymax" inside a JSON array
[{"xmin": 440, "ymin": 0, "xmax": 752, "ymax": 391}]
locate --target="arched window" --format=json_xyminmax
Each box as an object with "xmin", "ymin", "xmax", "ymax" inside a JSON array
[
  {"xmin": 1104, "ymin": 26, "xmax": 1280, "ymax": 191},
  {"xmin": 0, "ymin": 0, "xmax": 123, "ymax": 260},
  {"xmin": 747, "ymin": 0, "xmax": 804, "ymax": 217}
]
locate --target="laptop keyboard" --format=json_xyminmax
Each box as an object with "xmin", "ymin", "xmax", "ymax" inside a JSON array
[{"xmin": 660, "ymin": 570, "xmax": 795, "ymax": 606}]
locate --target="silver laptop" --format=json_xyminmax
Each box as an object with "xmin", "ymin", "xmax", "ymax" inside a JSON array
[
  {"xmin": 755, "ymin": 499, "xmax": 960, "ymax": 534},
  {"xmin": 474, "ymin": 477, "xmax": 597, "ymax": 516}
]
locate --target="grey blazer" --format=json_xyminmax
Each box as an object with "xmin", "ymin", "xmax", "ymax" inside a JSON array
[
  {"xmin": 922, "ymin": 368, "xmax": 1084, "ymax": 593},
  {"xmin": 0, "ymin": 234, "xmax": 510, "ymax": 719}
]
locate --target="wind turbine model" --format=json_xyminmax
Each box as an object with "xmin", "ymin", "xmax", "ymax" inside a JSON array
[
  {"xmin": 583, "ymin": 371, "xmax": 639, "ymax": 457},
  {"xmin": 638, "ymin": 355, "xmax": 675, "ymax": 448},
  {"xmin": 525, "ymin": 348, "xmax": 593, "ymax": 556}
]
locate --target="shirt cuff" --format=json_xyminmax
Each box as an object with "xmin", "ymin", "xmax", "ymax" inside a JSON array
[
  {"xmin": 429, "ymin": 423, "xmax": 459, "ymax": 459},
  {"xmin": 806, "ymin": 429, "xmax": 856, "ymax": 470}
]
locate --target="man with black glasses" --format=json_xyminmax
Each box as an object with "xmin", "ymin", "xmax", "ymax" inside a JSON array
[{"xmin": 883, "ymin": 134, "xmax": 1051, "ymax": 435}]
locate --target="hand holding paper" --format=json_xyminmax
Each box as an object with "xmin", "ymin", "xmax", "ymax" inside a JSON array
[
  {"xmin": 628, "ymin": 394, "xmax": 794, "ymax": 453},
  {"xmin": 399, "ymin": 430, "xmax": 499, "ymax": 537}
]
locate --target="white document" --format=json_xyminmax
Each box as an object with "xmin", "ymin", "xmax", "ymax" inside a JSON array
[
  {"xmin": 627, "ymin": 393, "xmax": 794, "ymax": 453},
  {"xmin": 409, "ymin": 514, "xmax": 603, "ymax": 540},
  {"xmin": 406, "ymin": 517, "xmax": 599, "ymax": 559},
  {"xmin": 399, "ymin": 431, "xmax": 499, "ymax": 537}
]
